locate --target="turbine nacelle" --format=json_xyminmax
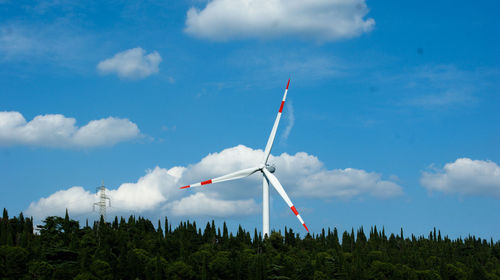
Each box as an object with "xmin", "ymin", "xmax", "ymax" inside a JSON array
[{"xmin": 265, "ymin": 164, "xmax": 276, "ymax": 173}]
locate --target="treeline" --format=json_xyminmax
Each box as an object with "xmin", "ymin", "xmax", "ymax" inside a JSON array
[{"xmin": 0, "ymin": 209, "xmax": 499, "ymax": 280}]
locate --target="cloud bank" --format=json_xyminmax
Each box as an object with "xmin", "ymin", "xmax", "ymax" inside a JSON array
[
  {"xmin": 185, "ymin": 0, "xmax": 375, "ymax": 41},
  {"xmin": 26, "ymin": 145, "xmax": 402, "ymax": 221},
  {"xmin": 0, "ymin": 111, "xmax": 139, "ymax": 147},
  {"xmin": 97, "ymin": 47, "xmax": 161, "ymax": 79},
  {"xmin": 421, "ymin": 158, "xmax": 500, "ymax": 198}
]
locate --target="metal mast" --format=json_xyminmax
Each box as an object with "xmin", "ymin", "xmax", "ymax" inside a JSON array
[{"xmin": 93, "ymin": 181, "xmax": 111, "ymax": 220}]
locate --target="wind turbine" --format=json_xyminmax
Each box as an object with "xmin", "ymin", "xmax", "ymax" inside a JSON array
[{"xmin": 180, "ymin": 79, "xmax": 308, "ymax": 237}]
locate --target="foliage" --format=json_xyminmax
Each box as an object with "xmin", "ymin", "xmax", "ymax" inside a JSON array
[{"xmin": 0, "ymin": 208, "xmax": 499, "ymax": 279}]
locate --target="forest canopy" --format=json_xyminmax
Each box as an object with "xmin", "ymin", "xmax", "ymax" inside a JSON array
[{"xmin": 0, "ymin": 208, "xmax": 499, "ymax": 279}]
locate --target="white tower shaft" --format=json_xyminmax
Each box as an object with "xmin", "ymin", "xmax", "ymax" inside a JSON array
[{"xmin": 263, "ymin": 176, "xmax": 270, "ymax": 237}]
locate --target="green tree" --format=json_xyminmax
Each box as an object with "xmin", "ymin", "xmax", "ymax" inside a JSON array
[
  {"xmin": 127, "ymin": 248, "xmax": 151, "ymax": 279},
  {"xmin": 90, "ymin": 259, "xmax": 112, "ymax": 280},
  {"xmin": 166, "ymin": 260, "xmax": 195, "ymax": 280},
  {"xmin": 28, "ymin": 261, "xmax": 54, "ymax": 280},
  {"xmin": 0, "ymin": 245, "xmax": 29, "ymax": 278},
  {"xmin": 209, "ymin": 251, "xmax": 233, "ymax": 279},
  {"xmin": 74, "ymin": 272, "xmax": 99, "ymax": 280}
]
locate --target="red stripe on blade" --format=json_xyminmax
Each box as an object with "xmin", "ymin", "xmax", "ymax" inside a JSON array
[
  {"xmin": 286, "ymin": 79, "xmax": 290, "ymax": 90},
  {"xmin": 279, "ymin": 101, "xmax": 285, "ymax": 113},
  {"xmin": 201, "ymin": 179, "xmax": 212, "ymax": 185},
  {"xmin": 303, "ymin": 223, "xmax": 309, "ymax": 232},
  {"xmin": 180, "ymin": 185, "xmax": 190, "ymax": 189},
  {"xmin": 291, "ymin": 206, "xmax": 299, "ymax": 216}
]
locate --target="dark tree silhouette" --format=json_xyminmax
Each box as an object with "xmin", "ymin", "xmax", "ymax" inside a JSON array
[{"xmin": 0, "ymin": 208, "xmax": 499, "ymax": 279}]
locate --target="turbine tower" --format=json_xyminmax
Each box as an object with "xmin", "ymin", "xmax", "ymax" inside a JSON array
[
  {"xmin": 93, "ymin": 181, "xmax": 111, "ymax": 220},
  {"xmin": 180, "ymin": 79, "xmax": 308, "ymax": 237}
]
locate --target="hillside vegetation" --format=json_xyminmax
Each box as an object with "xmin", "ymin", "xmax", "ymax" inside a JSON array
[{"xmin": 1, "ymin": 209, "xmax": 499, "ymax": 279}]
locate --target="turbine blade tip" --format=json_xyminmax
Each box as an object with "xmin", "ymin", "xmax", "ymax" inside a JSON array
[
  {"xmin": 180, "ymin": 185, "xmax": 190, "ymax": 189},
  {"xmin": 303, "ymin": 224, "xmax": 309, "ymax": 232},
  {"xmin": 286, "ymin": 79, "xmax": 290, "ymax": 89}
]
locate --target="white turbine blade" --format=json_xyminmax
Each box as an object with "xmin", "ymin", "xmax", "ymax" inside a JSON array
[
  {"xmin": 262, "ymin": 79, "xmax": 290, "ymax": 164},
  {"xmin": 180, "ymin": 166, "xmax": 261, "ymax": 189},
  {"xmin": 262, "ymin": 168, "xmax": 309, "ymax": 232}
]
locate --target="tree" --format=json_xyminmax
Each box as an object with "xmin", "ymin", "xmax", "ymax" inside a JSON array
[
  {"xmin": 0, "ymin": 209, "xmax": 499, "ymax": 280},
  {"xmin": 28, "ymin": 261, "xmax": 54, "ymax": 280},
  {"xmin": 90, "ymin": 259, "xmax": 112, "ymax": 280},
  {"xmin": 166, "ymin": 260, "xmax": 195, "ymax": 280},
  {"xmin": 127, "ymin": 248, "xmax": 150, "ymax": 279},
  {"xmin": 209, "ymin": 251, "xmax": 233, "ymax": 279},
  {"xmin": 0, "ymin": 245, "xmax": 29, "ymax": 278}
]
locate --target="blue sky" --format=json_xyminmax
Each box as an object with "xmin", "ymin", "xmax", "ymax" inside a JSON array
[{"xmin": 1, "ymin": 0, "xmax": 500, "ymax": 239}]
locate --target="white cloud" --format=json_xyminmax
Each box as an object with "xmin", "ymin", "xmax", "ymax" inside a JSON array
[
  {"xmin": 26, "ymin": 187, "xmax": 95, "ymax": 217},
  {"xmin": 168, "ymin": 193, "xmax": 259, "ymax": 217},
  {"xmin": 296, "ymin": 168, "xmax": 402, "ymax": 198},
  {"xmin": 26, "ymin": 145, "xmax": 402, "ymax": 221},
  {"xmin": 185, "ymin": 0, "xmax": 375, "ymax": 41},
  {"xmin": 97, "ymin": 47, "xmax": 162, "ymax": 79},
  {"xmin": 180, "ymin": 145, "xmax": 402, "ymax": 200},
  {"xmin": 421, "ymin": 158, "xmax": 500, "ymax": 198},
  {"xmin": 26, "ymin": 166, "xmax": 184, "ymax": 219},
  {"xmin": 0, "ymin": 111, "xmax": 139, "ymax": 147},
  {"xmin": 107, "ymin": 166, "xmax": 183, "ymax": 212}
]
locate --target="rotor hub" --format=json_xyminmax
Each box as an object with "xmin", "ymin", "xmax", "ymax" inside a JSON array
[{"xmin": 265, "ymin": 164, "xmax": 276, "ymax": 173}]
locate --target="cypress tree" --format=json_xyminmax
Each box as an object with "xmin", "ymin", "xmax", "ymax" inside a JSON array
[
  {"xmin": 1, "ymin": 208, "xmax": 8, "ymax": 245},
  {"xmin": 342, "ymin": 231, "xmax": 351, "ymax": 252},
  {"xmin": 222, "ymin": 222, "xmax": 229, "ymax": 246},
  {"xmin": 112, "ymin": 216, "xmax": 119, "ymax": 229},
  {"xmin": 157, "ymin": 220, "xmax": 163, "ymax": 238},
  {"xmin": 253, "ymin": 229, "xmax": 259, "ymax": 247},
  {"xmin": 350, "ymin": 228, "xmax": 355, "ymax": 252},
  {"xmin": 211, "ymin": 220, "xmax": 216, "ymax": 243}
]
